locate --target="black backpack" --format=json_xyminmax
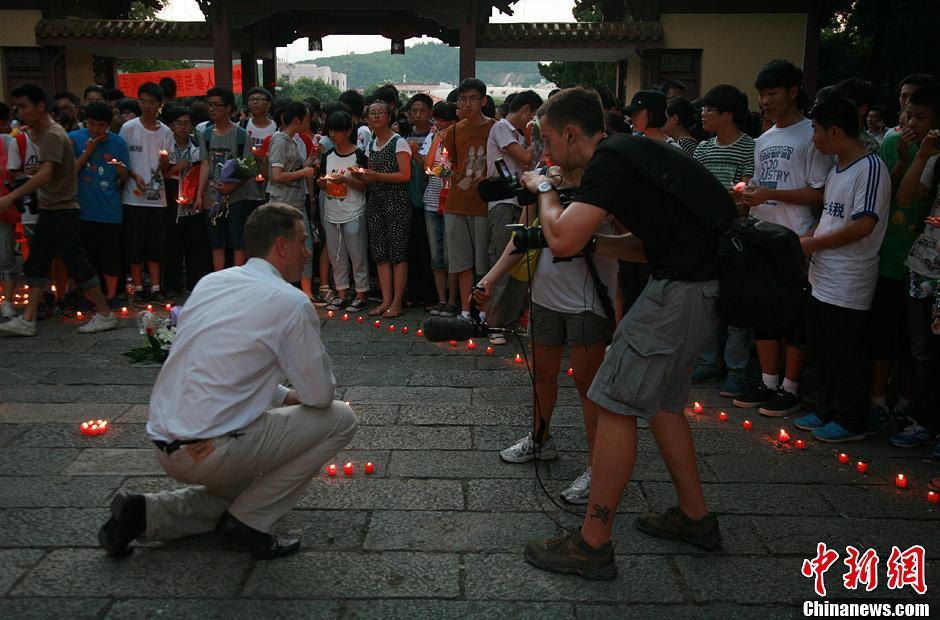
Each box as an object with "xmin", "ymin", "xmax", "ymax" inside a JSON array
[{"xmin": 602, "ymin": 135, "xmax": 809, "ymax": 331}]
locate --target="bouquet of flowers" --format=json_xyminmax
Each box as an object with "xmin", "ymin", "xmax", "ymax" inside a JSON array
[
  {"xmin": 123, "ymin": 306, "xmax": 183, "ymax": 364},
  {"xmin": 209, "ymin": 154, "xmax": 261, "ymax": 224}
]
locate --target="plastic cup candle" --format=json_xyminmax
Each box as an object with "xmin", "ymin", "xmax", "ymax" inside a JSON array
[
  {"xmin": 449, "ymin": 340, "xmax": 457, "ymax": 347},
  {"xmin": 80, "ymin": 419, "xmax": 108, "ymax": 436},
  {"xmin": 327, "ymin": 464, "xmax": 337, "ymax": 476},
  {"xmin": 778, "ymin": 429, "xmax": 790, "ymax": 443},
  {"xmin": 693, "ymin": 401, "xmax": 703, "ymax": 414},
  {"xmin": 164, "ymin": 303, "xmax": 172, "ymax": 311},
  {"xmin": 341, "ymin": 313, "xmax": 349, "ymax": 321},
  {"xmin": 374, "ymin": 320, "xmax": 381, "ymax": 328},
  {"xmin": 364, "ymin": 462, "xmax": 375, "ymax": 474},
  {"xmin": 856, "ymin": 461, "xmax": 868, "ymax": 474},
  {"xmin": 388, "ymin": 324, "xmax": 395, "ymax": 332},
  {"xmin": 718, "ymin": 411, "xmax": 728, "ymax": 422},
  {"xmin": 76, "ymin": 311, "xmax": 83, "ymax": 319},
  {"xmin": 514, "ymin": 353, "xmax": 523, "ymax": 364},
  {"xmin": 467, "ymin": 339, "xmax": 476, "ymax": 350},
  {"xmin": 416, "ymin": 328, "xmax": 423, "ymax": 337},
  {"xmin": 743, "ymin": 419, "xmax": 752, "ymax": 430},
  {"xmin": 795, "ymin": 439, "xmax": 805, "ymax": 449},
  {"xmin": 255, "ymin": 173, "xmax": 264, "ymax": 182},
  {"xmin": 567, "ymin": 368, "xmax": 574, "ymax": 376},
  {"xmin": 929, "ymin": 491, "xmax": 939, "ymax": 504},
  {"xmin": 402, "ymin": 326, "xmax": 409, "ymax": 334},
  {"xmin": 121, "ymin": 306, "xmax": 128, "ymax": 314},
  {"xmin": 357, "ymin": 316, "xmax": 365, "ymax": 324},
  {"xmin": 327, "ymin": 310, "xmax": 334, "ymax": 318},
  {"xmin": 485, "ymin": 346, "xmax": 494, "ymax": 355},
  {"xmin": 343, "ymin": 462, "xmax": 354, "ymax": 476},
  {"xmin": 896, "ymin": 474, "xmax": 907, "ymax": 489},
  {"xmin": 838, "ymin": 452, "xmax": 849, "ymax": 464},
  {"xmin": 734, "ymin": 181, "xmax": 747, "ymax": 192},
  {"xmin": 159, "ymin": 149, "xmax": 168, "ymax": 157},
  {"xmin": 146, "ymin": 304, "xmax": 153, "ymax": 312}
]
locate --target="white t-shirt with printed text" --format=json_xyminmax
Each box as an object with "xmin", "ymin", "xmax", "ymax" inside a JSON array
[{"xmin": 119, "ymin": 117, "xmax": 173, "ymax": 207}]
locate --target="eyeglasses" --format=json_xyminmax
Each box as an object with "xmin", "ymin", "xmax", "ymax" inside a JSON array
[
  {"xmin": 207, "ymin": 101, "xmax": 228, "ymax": 109},
  {"xmin": 368, "ymin": 110, "xmax": 388, "ymax": 117},
  {"xmin": 138, "ymin": 97, "xmax": 160, "ymax": 106},
  {"xmin": 701, "ymin": 106, "xmax": 720, "ymax": 115},
  {"xmin": 247, "ymin": 97, "xmax": 270, "ymax": 104},
  {"xmin": 457, "ymin": 96, "xmax": 482, "ymax": 104}
]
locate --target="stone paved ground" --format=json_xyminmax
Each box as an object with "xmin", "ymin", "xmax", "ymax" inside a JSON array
[{"xmin": 1, "ymin": 308, "xmax": 939, "ymax": 619}]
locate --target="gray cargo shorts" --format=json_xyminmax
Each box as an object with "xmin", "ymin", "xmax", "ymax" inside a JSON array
[{"xmin": 588, "ymin": 277, "xmax": 720, "ymax": 419}]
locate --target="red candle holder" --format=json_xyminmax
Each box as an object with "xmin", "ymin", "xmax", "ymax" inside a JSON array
[
  {"xmin": 856, "ymin": 461, "xmax": 868, "ymax": 474},
  {"xmin": 364, "ymin": 462, "xmax": 375, "ymax": 474},
  {"xmin": 692, "ymin": 401, "xmax": 703, "ymax": 414},
  {"xmin": 778, "ymin": 429, "xmax": 790, "ymax": 443},
  {"xmin": 326, "ymin": 463, "xmax": 337, "ymax": 476},
  {"xmin": 388, "ymin": 324, "xmax": 395, "ymax": 332},
  {"xmin": 374, "ymin": 320, "xmax": 381, "ymax": 328},
  {"xmin": 121, "ymin": 306, "xmax": 128, "ymax": 314},
  {"xmin": 449, "ymin": 340, "xmax": 457, "ymax": 347},
  {"xmin": 146, "ymin": 304, "xmax": 153, "ymax": 312},
  {"xmin": 896, "ymin": 474, "xmax": 907, "ymax": 489},
  {"xmin": 567, "ymin": 368, "xmax": 574, "ymax": 377},
  {"xmin": 402, "ymin": 326, "xmax": 409, "ymax": 334},
  {"xmin": 514, "ymin": 353, "xmax": 523, "ymax": 364},
  {"xmin": 327, "ymin": 310, "xmax": 334, "ymax": 319},
  {"xmin": 743, "ymin": 419, "xmax": 752, "ymax": 430},
  {"xmin": 416, "ymin": 328, "xmax": 423, "ymax": 337},
  {"xmin": 356, "ymin": 316, "xmax": 365, "ymax": 324},
  {"xmin": 80, "ymin": 419, "xmax": 108, "ymax": 436},
  {"xmin": 164, "ymin": 303, "xmax": 172, "ymax": 311},
  {"xmin": 838, "ymin": 452, "xmax": 849, "ymax": 464},
  {"xmin": 718, "ymin": 411, "xmax": 728, "ymax": 422},
  {"xmin": 467, "ymin": 339, "xmax": 476, "ymax": 350},
  {"xmin": 255, "ymin": 173, "xmax": 265, "ymax": 182},
  {"xmin": 795, "ymin": 438, "xmax": 805, "ymax": 449},
  {"xmin": 928, "ymin": 491, "xmax": 939, "ymax": 504},
  {"xmin": 342, "ymin": 313, "xmax": 349, "ymax": 321},
  {"xmin": 343, "ymin": 462, "xmax": 354, "ymax": 476},
  {"xmin": 485, "ymin": 346, "xmax": 494, "ymax": 356},
  {"xmin": 76, "ymin": 311, "xmax": 84, "ymax": 319}
]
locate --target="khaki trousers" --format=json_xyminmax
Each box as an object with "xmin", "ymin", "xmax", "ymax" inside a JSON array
[{"xmin": 141, "ymin": 400, "xmax": 357, "ymax": 541}]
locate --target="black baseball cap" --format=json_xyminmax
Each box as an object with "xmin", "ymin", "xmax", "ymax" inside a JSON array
[{"xmin": 625, "ymin": 89, "xmax": 667, "ymax": 116}]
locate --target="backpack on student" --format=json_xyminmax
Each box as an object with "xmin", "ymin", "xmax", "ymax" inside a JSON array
[
  {"xmin": 370, "ymin": 135, "xmax": 425, "ymax": 210},
  {"xmin": 601, "ymin": 134, "xmax": 809, "ymax": 331}
]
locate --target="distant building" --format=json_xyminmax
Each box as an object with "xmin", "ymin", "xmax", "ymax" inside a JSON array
[
  {"xmin": 394, "ymin": 82, "xmax": 452, "ymax": 101},
  {"xmin": 277, "ymin": 63, "xmax": 346, "ymax": 91}
]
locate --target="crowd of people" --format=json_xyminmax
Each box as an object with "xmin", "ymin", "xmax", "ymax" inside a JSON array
[{"xmin": 0, "ymin": 58, "xmax": 938, "ymax": 576}]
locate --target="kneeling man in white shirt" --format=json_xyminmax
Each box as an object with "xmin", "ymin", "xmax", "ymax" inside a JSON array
[{"xmin": 99, "ymin": 203, "xmax": 358, "ymax": 559}]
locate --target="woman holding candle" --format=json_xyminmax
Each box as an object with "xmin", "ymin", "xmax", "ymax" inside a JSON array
[{"xmin": 352, "ymin": 100, "xmax": 412, "ymax": 318}]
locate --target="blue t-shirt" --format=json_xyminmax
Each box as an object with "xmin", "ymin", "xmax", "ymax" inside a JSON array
[{"xmin": 70, "ymin": 129, "xmax": 129, "ymax": 223}]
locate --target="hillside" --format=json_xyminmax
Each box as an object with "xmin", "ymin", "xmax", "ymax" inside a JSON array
[{"xmin": 299, "ymin": 42, "xmax": 544, "ymax": 89}]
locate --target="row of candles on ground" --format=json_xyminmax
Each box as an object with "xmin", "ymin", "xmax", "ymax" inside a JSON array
[
  {"xmin": 326, "ymin": 461, "xmax": 374, "ymax": 476},
  {"xmin": 691, "ymin": 400, "xmax": 939, "ymax": 504}
]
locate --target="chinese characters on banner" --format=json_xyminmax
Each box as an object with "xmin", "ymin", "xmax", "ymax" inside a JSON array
[
  {"xmin": 117, "ymin": 65, "xmax": 244, "ymax": 98},
  {"xmin": 802, "ymin": 543, "xmax": 927, "ymax": 597}
]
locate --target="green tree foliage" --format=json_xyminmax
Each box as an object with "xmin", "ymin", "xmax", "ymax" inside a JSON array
[
  {"xmin": 116, "ymin": 1, "xmax": 193, "ymax": 73},
  {"xmin": 817, "ymin": 0, "xmax": 939, "ymax": 113},
  {"xmin": 303, "ymin": 43, "xmax": 543, "ymax": 90},
  {"xmin": 536, "ymin": 0, "xmax": 617, "ymax": 91},
  {"xmin": 276, "ymin": 77, "xmax": 341, "ymax": 104}
]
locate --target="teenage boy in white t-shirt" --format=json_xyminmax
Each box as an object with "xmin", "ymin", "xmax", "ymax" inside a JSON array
[
  {"xmin": 791, "ymin": 97, "xmax": 890, "ymax": 443},
  {"xmin": 242, "ymin": 88, "xmax": 276, "ymax": 206},
  {"xmin": 735, "ymin": 60, "xmax": 833, "ymax": 417}
]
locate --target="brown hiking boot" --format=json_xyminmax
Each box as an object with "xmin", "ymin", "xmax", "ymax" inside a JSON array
[
  {"xmin": 635, "ymin": 506, "xmax": 722, "ymax": 550},
  {"xmin": 523, "ymin": 529, "xmax": 617, "ymax": 581}
]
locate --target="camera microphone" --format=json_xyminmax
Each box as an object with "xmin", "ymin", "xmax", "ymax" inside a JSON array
[
  {"xmin": 477, "ymin": 177, "xmax": 516, "ymax": 203},
  {"xmin": 421, "ymin": 317, "xmax": 486, "ymax": 342}
]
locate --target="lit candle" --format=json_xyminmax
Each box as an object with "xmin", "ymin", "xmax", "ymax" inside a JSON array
[
  {"xmin": 164, "ymin": 303, "xmax": 172, "ymax": 311},
  {"xmin": 514, "ymin": 353, "xmax": 523, "ymax": 364},
  {"xmin": 734, "ymin": 181, "xmax": 747, "ymax": 192},
  {"xmin": 402, "ymin": 326, "xmax": 409, "ymax": 334},
  {"xmin": 467, "ymin": 339, "xmax": 476, "ymax": 350},
  {"xmin": 388, "ymin": 324, "xmax": 395, "ymax": 332},
  {"xmin": 693, "ymin": 401, "xmax": 703, "ymax": 414},
  {"xmin": 342, "ymin": 313, "xmax": 349, "ymax": 321},
  {"xmin": 327, "ymin": 310, "xmax": 334, "ymax": 318},
  {"xmin": 485, "ymin": 346, "xmax": 494, "ymax": 356},
  {"xmin": 255, "ymin": 173, "xmax": 264, "ymax": 182},
  {"xmin": 929, "ymin": 491, "xmax": 939, "ymax": 504},
  {"xmin": 838, "ymin": 452, "xmax": 849, "ymax": 464},
  {"xmin": 121, "ymin": 306, "xmax": 128, "ymax": 314},
  {"xmin": 567, "ymin": 368, "xmax": 574, "ymax": 376},
  {"xmin": 159, "ymin": 149, "xmax": 168, "ymax": 157},
  {"xmin": 718, "ymin": 411, "xmax": 728, "ymax": 422},
  {"xmin": 356, "ymin": 316, "xmax": 365, "ymax": 324},
  {"xmin": 76, "ymin": 311, "xmax": 83, "ymax": 319},
  {"xmin": 374, "ymin": 320, "xmax": 381, "ymax": 328},
  {"xmin": 856, "ymin": 461, "xmax": 868, "ymax": 474},
  {"xmin": 795, "ymin": 438, "xmax": 805, "ymax": 449},
  {"xmin": 343, "ymin": 462, "xmax": 354, "ymax": 476},
  {"xmin": 449, "ymin": 340, "xmax": 457, "ymax": 347},
  {"xmin": 416, "ymin": 328, "xmax": 423, "ymax": 337},
  {"xmin": 743, "ymin": 419, "xmax": 752, "ymax": 430},
  {"xmin": 327, "ymin": 464, "xmax": 337, "ymax": 476},
  {"xmin": 778, "ymin": 429, "xmax": 790, "ymax": 443},
  {"xmin": 146, "ymin": 304, "xmax": 153, "ymax": 312},
  {"xmin": 364, "ymin": 462, "xmax": 375, "ymax": 474},
  {"xmin": 896, "ymin": 474, "xmax": 907, "ymax": 489}
]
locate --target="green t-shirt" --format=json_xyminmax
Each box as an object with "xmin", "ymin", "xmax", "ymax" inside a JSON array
[{"xmin": 878, "ymin": 129, "xmax": 934, "ymax": 280}]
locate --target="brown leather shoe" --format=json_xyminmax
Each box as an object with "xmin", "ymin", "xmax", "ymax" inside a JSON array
[
  {"xmin": 636, "ymin": 506, "xmax": 722, "ymax": 550},
  {"xmin": 216, "ymin": 511, "xmax": 300, "ymax": 559},
  {"xmin": 523, "ymin": 529, "xmax": 617, "ymax": 581},
  {"xmin": 98, "ymin": 493, "xmax": 146, "ymax": 558}
]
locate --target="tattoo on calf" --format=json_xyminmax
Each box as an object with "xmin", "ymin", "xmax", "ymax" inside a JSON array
[{"xmin": 590, "ymin": 503, "xmax": 611, "ymax": 524}]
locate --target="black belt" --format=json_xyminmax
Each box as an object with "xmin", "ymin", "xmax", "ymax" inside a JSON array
[{"xmin": 153, "ymin": 430, "xmax": 245, "ymax": 455}]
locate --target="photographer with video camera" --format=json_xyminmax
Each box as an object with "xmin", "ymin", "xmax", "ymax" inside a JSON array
[
  {"xmin": 519, "ymin": 87, "xmax": 736, "ymax": 580},
  {"xmin": 472, "ymin": 151, "xmax": 618, "ymax": 505}
]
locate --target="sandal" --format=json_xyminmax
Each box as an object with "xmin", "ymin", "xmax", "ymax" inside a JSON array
[
  {"xmin": 368, "ymin": 305, "xmax": 389, "ymax": 317},
  {"xmin": 382, "ymin": 308, "xmax": 402, "ymax": 318}
]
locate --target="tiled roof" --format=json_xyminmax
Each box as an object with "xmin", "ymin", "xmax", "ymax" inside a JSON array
[
  {"xmin": 35, "ymin": 18, "xmax": 210, "ymax": 41},
  {"xmin": 479, "ymin": 21, "xmax": 662, "ymax": 43}
]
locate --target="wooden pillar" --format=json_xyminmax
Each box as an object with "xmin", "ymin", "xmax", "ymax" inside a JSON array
[
  {"xmin": 458, "ymin": 13, "xmax": 477, "ymax": 80},
  {"xmin": 211, "ymin": 2, "xmax": 232, "ymax": 91},
  {"xmin": 240, "ymin": 51, "xmax": 257, "ymax": 93},
  {"xmin": 615, "ymin": 57, "xmax": 628, "ymax": 105},
  {"xmin": 262, "ymin": 52, "xmax": 276, "ymax": 91},
  {"xmin": 802, "ymin": 7, "xmax": 820, "ymax": 96}
]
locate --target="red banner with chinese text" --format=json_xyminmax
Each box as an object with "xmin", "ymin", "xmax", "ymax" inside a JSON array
[{"xmin": 117, "ymin": 66, "xmax": 243, "ymax": 98}]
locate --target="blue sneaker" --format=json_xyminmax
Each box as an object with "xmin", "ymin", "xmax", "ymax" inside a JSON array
[
  {"xmin": 719, "ymin": 373, "xmax": 747, "ymax": 398},
  {"xmin": 889, "ymin": 424, "xmax": 935, "ymax": 448},
  {"xmin": 930, "ymin": 442, "xmax": 940, "ymax": 461},
  {"xmin": 692, "ymin": 365, "xmax": 722, "ymax": 384},
  {"xmin": 812, "ymin": 421, "xmax": 866, "ymax": 443},
  {"xmin": 793, "ymin": 412, "xmax": 825, "ymax": 431},
  {"xmin": 866, "ymin": 405, "xmax": 890, "ymax": 436}
]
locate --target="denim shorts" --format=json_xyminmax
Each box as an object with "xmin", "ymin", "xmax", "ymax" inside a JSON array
[
  {"xmin": 424, "ymin": 210, "xmax": 447, "ymax": 271},
  {"xmin": 207, "ymin": 199, "xmax": 263, "ymax": 251}
]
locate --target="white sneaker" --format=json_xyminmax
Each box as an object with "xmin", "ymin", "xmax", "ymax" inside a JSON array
[
  {"xmin": 560, "ymin": 467, "xmax": 592, "ymax": 505},
  {"xmin": 499, "ymin": 432, "xmax": 557, "ymax": 463},
  {"xmin": 488, "ymin": 333, "xmax": 507, "ymax": 346},
  {"xmin": 0, "ymin": 315, "xmax": 37, "ymax": 336},
  {"xmin": 77, "ymin": 312, "xmax": 118, "ymax": 334},
  {"xmin": 0, "ymin": 301, "xmax": 14, "ymax": 319}
]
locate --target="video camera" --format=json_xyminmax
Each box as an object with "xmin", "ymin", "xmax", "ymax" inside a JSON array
[{"xmin": 477, "ymin": 158, "xmax": 548, "ymax": 207}]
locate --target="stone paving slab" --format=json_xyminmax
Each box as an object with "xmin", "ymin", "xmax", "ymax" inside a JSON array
[
  {"xmin": 0, "ymin": 476, "xmax": 125, "ymax": 508},
  {"xmin": 0, "ymin": 549, "xmax": 45, "ymax": 596},
  {"xmin": 0, "ymin": 448, "xmax": 83, "ymax": 476},
  {"xmin": 296, "ymin": 478, "xmax": 464, "ymax": 511},
  {"xmin": 105, "ymin": 599, "xmax": 341, "ymax": 619},
  {"xmin": 0, "ymin": 508, "xmax": 108, "ymax": 547},
  {"xmin": 0, "ymin": 403, "xmax": 131, "ymax": 424},
  {"xmin": 0, "ymin": 598, "xmax": 106, "ymax": 620}
]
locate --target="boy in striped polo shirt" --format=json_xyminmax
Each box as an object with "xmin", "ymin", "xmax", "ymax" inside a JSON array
[
  {"xmin": 691, "ymin": 85, "xmax": 755, "ymax": 397},
  {"xmin": 793, "ymin": 97, "xmax": 891, "ymax": 443}
]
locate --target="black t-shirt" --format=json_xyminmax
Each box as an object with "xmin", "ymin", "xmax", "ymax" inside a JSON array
[{"xmin": 574, "ymin": 135, "xmax": 722, "ymax": 280}]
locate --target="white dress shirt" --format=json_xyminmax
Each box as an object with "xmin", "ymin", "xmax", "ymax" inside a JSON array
[{"xmin": 147, "ymin": 258, "xmax": 336, "ymax": 442}]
